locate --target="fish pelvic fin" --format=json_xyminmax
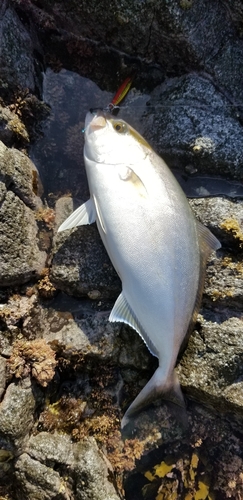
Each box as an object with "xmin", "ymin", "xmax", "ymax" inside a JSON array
[
  {"xmin": 58, "ymin": 199, "xmax": 96, "ymax": 232},
  {"xmin": 121, "ymin": 368, "xmax": 186, "ymax": 429}
]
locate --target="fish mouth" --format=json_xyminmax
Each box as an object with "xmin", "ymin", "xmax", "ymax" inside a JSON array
[{"xmin": 85, "ymin": 110, "xmax": 108, "ymax": 131}]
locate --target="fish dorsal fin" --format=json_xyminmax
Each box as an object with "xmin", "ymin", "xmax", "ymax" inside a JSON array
[
  {"xmin": 196, "ymin": 220, "xmax": 221, "ymax": 256},
  {"xmin": 109, "ymin": 292, "xmax": 158, "ymax": 357},
  {"xmin": 180, "ymin": 222, "xmax": 221, "ymax": 353},
  {"xmin": 58, "ymin": 199, "xmax": 96, "ymax": 232}
]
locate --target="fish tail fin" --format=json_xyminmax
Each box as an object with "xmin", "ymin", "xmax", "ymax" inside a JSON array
[{"xmin": 121, "ymin": 367, "xmax": 187, "ymax": 429}]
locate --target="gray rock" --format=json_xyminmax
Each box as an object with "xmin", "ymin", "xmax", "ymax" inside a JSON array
[
  {"xmin": 0, "ymin": 187, "xmax": 46, "ymax": 286},
  {"xmin": 17, "ymin": 433, "xmax": 120, "ymax": 500},
  {"xmin": 73, "ymin": 438, "xmax": 119, "ymax": 500},
  {"xmin": 177, "ymin": 316, "xmax": 243, "ymax": 418},
  {"xmin": 27, "ymin": 432, "xmax": 74, "ymax": 465},
  {"xmin": 50, "ymin": 197, "xmax": 121, "ymax": 300},
  {"xmin": 0, "ymin": 379, "xmax": 36, "ymax": 444},
  {"xmin": 0, "ymin": 141, "xmax": 42, "ymax": 209},
  {"xmin": 0, "ymin": 356, "xmax": 6, "ymax": 399},
  {"xmin": 141, "ymin": 74, "xmax": 243, "ymax": 179},
  {"xmin": 190, "ymin": 197, "xmax": 243, "ymax": 310},
  {"xmin": 0, "ymin": 105, "xmax": 29, "ymax": 146},
  {"xmin": 0, "ymin": 3, "xmax": 36, "ymax": 91},
  {"xmin": 189, "ymin": 196, "xmax": 243, "ymax": 246},
  {"xmin": 15, "ymin": 452, "xmax": 70, "ymax": 500},
  {"xmin": 23, "ymin": 301, "xmax": 121, "ymax": 362}
]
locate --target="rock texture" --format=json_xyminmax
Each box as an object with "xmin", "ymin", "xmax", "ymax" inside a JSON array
[
  {"xmin": 0, "ymin": 1, "xmax": 243, "ymax": 499},
  {"xmin": 50, "ymin": 196, "xmax": 121, "ymax": 299},
  {"xmin": 0, "ymin": 2, "xmax": 37, "ymax": 91},
  {"xmin": 15, "ymin": 433, "xmax": 120, "ymax": 500},
  {"xmin": 0, "ymin": 141, "xmax": 46, "ymax": 286},
  {"xmin": 141, "ymin": 74, "xmax": 243, "ymax": 179},
  {"xmin": 0, "ymin": 187, "xmax": 46, "ymax": 286}
]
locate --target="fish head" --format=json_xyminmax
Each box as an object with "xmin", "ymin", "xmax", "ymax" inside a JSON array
[{"xmin": 84, "ymin": 110, "xmax": 152, "ymax": 167}]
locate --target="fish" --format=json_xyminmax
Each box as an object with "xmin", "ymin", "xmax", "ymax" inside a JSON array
[{"xmin": 58, "ymin": 111, "xmax": 221, "ymax": 428}]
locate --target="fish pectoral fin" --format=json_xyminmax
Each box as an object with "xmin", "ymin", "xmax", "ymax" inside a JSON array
[
  {"xmin": 57, "ymin": 199, "xmax": 96, "ymax": 232},
  {"xmin": 121, "ymin": 368, "xmax": 187, "ymax": 430},
  {"xmin": 109, "ymin": 293, "xmax": 158, "ymax": 356},
  {"xmin": 118, "ymin": 165, "xmax": 148, "ymax": 198}
]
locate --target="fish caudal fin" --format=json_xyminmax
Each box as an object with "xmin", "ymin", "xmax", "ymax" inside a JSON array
[
  {"xmin": 57, "ymin": 199, "xmax": 96, "ymax": 232},
  {"xmin": 121, "ymin": 368, "xmax": 186, "ymax": 429}
]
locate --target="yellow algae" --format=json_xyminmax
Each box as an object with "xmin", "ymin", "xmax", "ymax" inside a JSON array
[
  {"xmin": 221, "ymin": 256, "xmax": 243, "ymax": 274},
  {"xmin": 155, "ymin": 461, "xmax": 174, "ymax": 478},
  {"xmin": 189, "ymin": 452, "xmax": 199, "ymax": 482},
  {"xmin": 220, "ymin": 218, "xmax": 243, "ymax": 246},
  {"xmin": 191, "ymin": 453, "xmax": 199, "ymax": 469},
  {"xmin": 144, "ymin": 470, "xmax": 155, "ymax": 481},
  {"xmin": 195, "ymin": 479, "xmax": 210, "ymax": 500}
]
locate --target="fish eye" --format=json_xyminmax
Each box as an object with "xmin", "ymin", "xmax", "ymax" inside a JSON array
[{"xmin": 113, "ymin": 122, "xmax": 127, "ymax": 134}]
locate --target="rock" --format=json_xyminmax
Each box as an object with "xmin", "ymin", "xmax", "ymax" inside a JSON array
[
  {"xmin": 0, "ymin": 141, "xmax": 42, "ymax": 209},
  {"xmin": 0, "ymin": 379, "xmax": 36, "ymax": 446},
  {"xmin": 15, "ymin": 453, "xmax": 70, "ymax": 500},
  {"xmin": 14, "ymin": 433, "xmax": 120, "ymax": 500},
  {"xmin": 27, "ymin": 432, "xmax": 74, "ymax": 465},
  {"xmin": 0, "ymin": 140, "xmax": 46, "ymax": 288},
  {"xmin": 0, "ymin": 187, "xmax": 46, "ymax": 286},
  {"xmin": 0, "ymin": 356, "xmax": 7, "ymax": 399},
  {"xmin": 50, "ymin": 197, "xmax": 121, "ymax": 299},
  {"xmin": 141, "ymin": 74, "xmax": 243, "ymax": 179},
  {"xmin": 0, "ymin": 3, "xmax": 37, "ymax": 91},
  {"xmin": 73, "ymin": 438, "xmax": 120, "ymax": 500},
  {"xmin": 0, "ymin": 105, "xmax": 29, "ymax": 146},
  {"xmin": 177, "ymin": 316, "xmax": 243, "ymax": 418},
  {"xmin": 189, "ymin": 197, "xmax": 243, "ymax": 248},
  {"xmin": 22, "ymin": 301, "xmax": 121, "ymax": 363}
]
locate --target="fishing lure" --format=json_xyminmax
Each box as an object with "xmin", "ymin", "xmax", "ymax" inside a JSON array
[
  {"xmin": 84, "ymin": 75, "xmax": 133, "ymax": 132},
  {"xmin": 107, "ymin": 75, "xmax": 133, "ymax": 111}
]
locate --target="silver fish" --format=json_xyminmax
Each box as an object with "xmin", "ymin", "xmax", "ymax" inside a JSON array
[{"xmin": 58, "ymin": 111, "xmax": 221, "ymax": 428}]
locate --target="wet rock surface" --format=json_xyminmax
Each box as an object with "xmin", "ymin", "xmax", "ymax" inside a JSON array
[
  {"xmin": 0, "ymin": 187, "xmax": 46, "ymax": 286},
  {"xmin": 50, "ymin": 196, "xmax": 121, "ymax": 300},
  {"xmin": 0, "ymin": 141, "xmax": 42, "ymax": 209},
  {"xmin": 0, "ymin": 1, "xmax": 243, "ymax": 499},
  {"xmin": 0, "ymin": 378, "xmax": 37, "ymax": 447},
  {"xmin": 15, "ymin": 434, "xmax": 120, "ymax": 500},
  {"xmin": 0, "ymin": 140, "xmax": 46, "ymax": 287},
  {"xmin": 0, "ymin": 2, "xmax": 39, "ymax": 92},
  {"xmin": 142, "ymin": 74, "xmax": 243, "ymax": 179}
]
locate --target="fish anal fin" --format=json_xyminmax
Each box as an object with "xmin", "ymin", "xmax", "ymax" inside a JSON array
[
  {"xmin": 58, "ymin": 199, "xmax": 96, "ymax": 232},
  {"xmin": 121, "ymin": 368, "xmax": 186, "ymax": 429},
  {"xmin": 109, "ymin": 292, "xmax": 158, "ymax": 357}
]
